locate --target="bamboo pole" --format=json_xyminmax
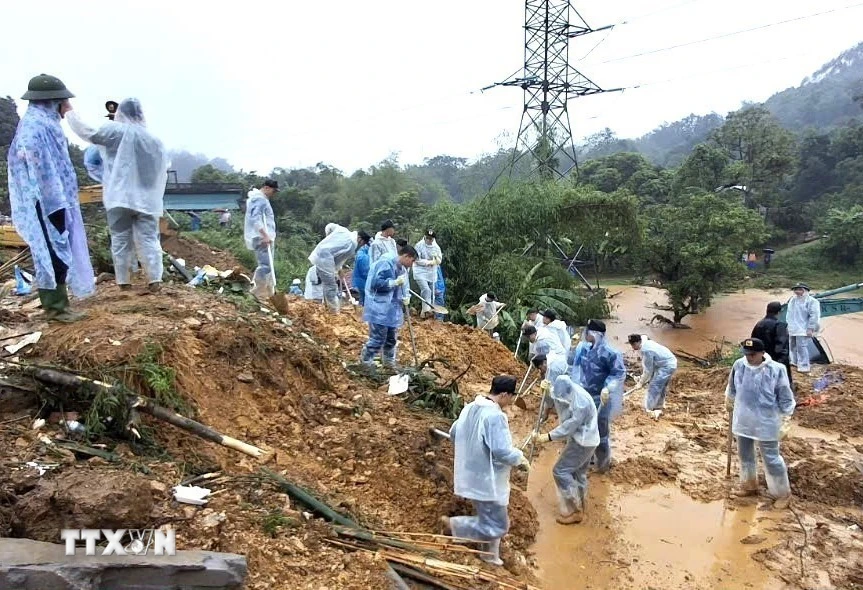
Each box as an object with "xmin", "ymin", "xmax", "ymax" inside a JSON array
[{"xmin": 21, "ymin": 366, "xmax": 265, "ymax": 458}]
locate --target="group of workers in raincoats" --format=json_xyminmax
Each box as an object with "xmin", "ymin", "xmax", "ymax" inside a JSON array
[
  {"xmin": 242, "ymin": 203, "xmax": 448, "ymax": 369},
  {"xmin": 7, "ymin": 74, "xmax": 169, "ymax": 322}
]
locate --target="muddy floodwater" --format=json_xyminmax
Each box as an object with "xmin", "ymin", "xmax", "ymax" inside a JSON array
[
  {"xmin": 522, "ymin": 285, "xmax": 863, "ymax": 589},
  {"xmin": 605, "ymin": 286, "xmax": 863, "ymax": 366}
]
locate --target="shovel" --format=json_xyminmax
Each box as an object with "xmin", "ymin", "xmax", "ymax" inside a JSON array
[
  {"xmin": 341, "ymin": 276, "xmax": 358, "ymax": 306},
  {"xmin": 404, "ymin": 303, "xmax": 419, "ymax": 367},
  {"xmin": 267, "ymin": 241, "xmax": 290, "ymax": 315},
  {"xmin": 409, "ymin": 289, "xmax": 448, "ymax": 315}
]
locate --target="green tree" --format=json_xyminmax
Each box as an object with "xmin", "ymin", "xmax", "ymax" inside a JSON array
[
  {"xmin": 711, "ymin": 106, "xmax": 797, "ymax": 207},
  {"xmin": 819, "ymin": 205, "xmax": 863, "ymax": 265},
  {"xmin": 673, "ymin": 144, "xmax": 729, "ymax": 195},
  {"xmin": 642, "ymin": 193, "xmax": 766, "ymax": 324}
]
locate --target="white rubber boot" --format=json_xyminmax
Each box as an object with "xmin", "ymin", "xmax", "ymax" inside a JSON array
[{"xmin": 480, "ymin": 538, "xmax": 503, "ymax": 566}]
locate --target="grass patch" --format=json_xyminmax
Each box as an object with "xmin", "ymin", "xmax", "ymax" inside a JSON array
[
  {"xmin": 260, "ymin": 509, "xmax": 300, "ymax": 538},
  {"xmin": 135, "ymin": 342, "xmax": 192, "ymax": 416},
  {"xmin": 749, "ymin": 241, "xmax": 863, "ymax": 292}
]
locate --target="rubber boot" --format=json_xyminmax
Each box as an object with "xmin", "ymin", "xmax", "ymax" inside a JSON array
[
  {"xmin": 556, "ymin": 496, "xmax": 584, "ymax": 524},
  {"xmin": 52, "ymin": 284, "xmax": 86, "ymax": 323},
  {"xmin": 772, "ymin": 494, "xmax": 793, "ymax": 509},
  {"xmin": 359, "ymin": 346, "xmax": 377, "ymax": 367},
  {"xmin": 382, "ymin": 347, "xmax": 399, "ymax": 370},
  {"xmin": 480, "ymin": 538, "xmax": 503, "ymax": 566},
  {"xmin": 38, "ymin": 288, "xmax": 62, "ymax": 320},
  {"xmin": 732, "ymin": 479, "xmax": 759, "ymax": 498}
]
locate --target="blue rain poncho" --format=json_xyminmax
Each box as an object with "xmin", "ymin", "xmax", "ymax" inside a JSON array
[
  {"xmin": 8, "ymin": 102, "xmax": 94, "ymax": 297},
  {"xmin": 66, "ymin": 98, "xmax": 168, "ymax": 218},
  {"xmin": 577, "ymin": 330, "xmax": 626, "ymax": 415},
  {"xmin": 243, "ymin": 189, "xmax": 276, "ymax": 249},
  {"xmin": 363, "ymin": 252, "xmax": 407, "ymax": 328},
  {"xmin": 785, "ymin": 293, "xmax": 821, "ymax": 336},
  {"xmin": 412, "ymin": 238, "xmax": 441, "ymax": 283},
  {"xmin": 725, "ymin": 354, "xmax": 795, "ymax": 441},
  {"xmin": 308, "ymin": 225, "xmax": 358, "ymax": 276},
  {"xmin": 568, "ymin": 340, "xmax": 591, "ymax": 383},
  {"xmin": 351, "ymin": 243, "xmax": 370, "ymax": 294},
  {"xmin": 548, "ymin": 376, "xmax": 600, "ymax": 447},
  {"xmin": 450, "ymin": 396, "xmax": 524, "ymax": 505}
]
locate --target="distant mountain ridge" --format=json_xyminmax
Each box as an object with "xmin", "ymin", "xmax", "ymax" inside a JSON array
[{"xmin": 587, "ymin": 42, "xmax": 863, "ymax": 166}]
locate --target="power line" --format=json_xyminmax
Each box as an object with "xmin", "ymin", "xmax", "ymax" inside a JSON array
[{"xmin": 591, "ymin": 2, "xmax": 863, "ymax": 66}]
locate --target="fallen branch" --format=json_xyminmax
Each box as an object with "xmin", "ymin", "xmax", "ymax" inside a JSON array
[
  {"xmin": 53, "ymin": 440, "xmax": 120, "ymax": 462},
  {"xmin": 789, "ymin": 504, "xmax": 809, "ymax": 581},
  {"xmin": 19, "ymin": 365, "xmax": 265, "ymax": 458}
]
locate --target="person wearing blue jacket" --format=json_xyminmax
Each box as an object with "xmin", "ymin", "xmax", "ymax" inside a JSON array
[
  {"xmin": 352, "ymin": 237, "xmax": 372, "ymax": 305},
  {"xmin": 360, "ymin": 246, "xmax": 418, "ymax": 368},
  {"xmin": 575, "ymin": 319, "xmax": 626, "ymax": 473}
]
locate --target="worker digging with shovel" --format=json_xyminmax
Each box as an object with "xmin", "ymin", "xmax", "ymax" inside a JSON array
[
  {"xmin": 244, "ymin": 180, "xmax": 282, "ymax": 304},
  {"xmin": 522, "ymin": 355, "xmax": 601, "ymax": 524}
]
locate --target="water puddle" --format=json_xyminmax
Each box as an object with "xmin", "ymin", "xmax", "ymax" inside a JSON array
[{"xmin": 528, "ymin": 449, "xmax": 786, "ymax": 589}]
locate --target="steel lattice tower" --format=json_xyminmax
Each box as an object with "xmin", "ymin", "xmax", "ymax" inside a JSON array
[{"xmin": 493, "ymin": 1, "xmax": 616, "ymax": 179}]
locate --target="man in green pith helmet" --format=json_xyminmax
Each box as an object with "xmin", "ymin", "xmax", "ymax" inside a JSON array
[{"xmin": 7, "ymin": 74, "xmax": 95, "ymax": 321}]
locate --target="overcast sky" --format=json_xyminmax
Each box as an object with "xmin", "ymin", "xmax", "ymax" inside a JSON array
[{"xmin": 3, "ymin": 0, "xmax": 862, "ymax": 173}]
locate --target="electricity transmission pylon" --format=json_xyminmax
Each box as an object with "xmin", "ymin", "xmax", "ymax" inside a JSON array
[{"xmin": 487, "ymin": 1, "xmax": 619, "ymax": 180}]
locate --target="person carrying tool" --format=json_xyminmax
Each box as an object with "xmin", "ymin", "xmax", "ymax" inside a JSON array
[
  {"xmin": 308, "ymin": 225, "xmax": 368, "ymax": 312},
  {"xmin": 574, "ymin": 319, "xmax": 625, "ymax": 473},
  {"xmin": 627, "ymin": 334, "xmax": 678, "ymax": 419},
  {"xmin": 351, "ymin": 232, "xmax": 372, "ymax": 305},
  {"xmin": 473, "ymin": 293, "xmax": 505, "ymax": 337},
  {"xmin": 531, "ymin": 353, "xmax": 569, "ymax": 397},
  {"xmin": 441, "ymin": 375, "xmax": 530, "ymax": 566},
  {"xmin": 786, "ymin": 283, "xmax": 821, "ymax": 374},
  {"xmin": 240, "ymin": 180, "xmax": 278, "ymax": 300},
  {"xmin": 725, "ymin": 338, "xmax": 795, "ymax": 509},
  {"xmin": 8, "ymin": 74, "xmax": 95, "ymax": 321},
  {"xmin": 540, "ymin": 309, "xmax": 571, "ymax": 354},
  {"xmin": 359, "ymin": 246, "xmax": 417, "ymax": 368},
  {"xmin": 522, "ymin": 324, "xmax": 566, "ymax": 363},
  {"xmin": 751, "ymin": 301, "xmax": 793, "ymax": 389},
  {"xmin": 529, "ymin": 373, "xmax": 599, "ymax": 524},
  {"xmin": 66, "ymin": 97, "xmax": 169, "ymax": 294},
  {"xmin": 413, "ymin": 228, "xmax": 442, "ymax": 319}
]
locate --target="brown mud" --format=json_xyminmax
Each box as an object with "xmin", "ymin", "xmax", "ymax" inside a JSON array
[{"xmin": 0, "ymin": 280, "xmax": 536, "ymax": 589}]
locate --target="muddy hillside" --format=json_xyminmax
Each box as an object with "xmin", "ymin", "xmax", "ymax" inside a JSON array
[{"xmin": 0, "ymin": 270, "xmax": 539, "ymax": 590}]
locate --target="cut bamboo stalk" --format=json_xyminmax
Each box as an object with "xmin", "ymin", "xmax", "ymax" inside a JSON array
[{"xmin": 21, "ymin": 366, "xmax": 266, "ymax": 458}]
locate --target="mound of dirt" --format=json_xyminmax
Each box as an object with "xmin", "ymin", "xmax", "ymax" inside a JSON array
[
  {"xmin": 784, "ymin": 438, "xmax": 863, "ymax": 507},
  {"xmin": 11, "ymin": 470, "xmax": 157, "ymax": 542},
  {"xmin": 161, "ymin": 234, "xmax": 244, "ymax": 272},
  {"xmin": 289, "ymin": 299, "xmax": 524, "ymax": 386},
  {"xmin": 794, "ymin": 365, "xmax": 863, "ymax": 438},
  {"xmin": 0, "ymin": 277, "xmax": 538, "ymax": 589},
  {"xmin": 607, "ymin": 456, "xmax": 680, "ymax": 487}
]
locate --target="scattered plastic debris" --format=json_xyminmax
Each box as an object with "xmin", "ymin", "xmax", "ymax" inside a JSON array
[
  {"xmin": 388, "ymin": 374, "xmax": 410, "ymax": 396},
  {"xmin": 172, "ymin": 485, "xmax": 212, "ymax": 505},
  {"xmin": 4, "ymin": 331, "xmax": 41, "ymax": 354}
]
